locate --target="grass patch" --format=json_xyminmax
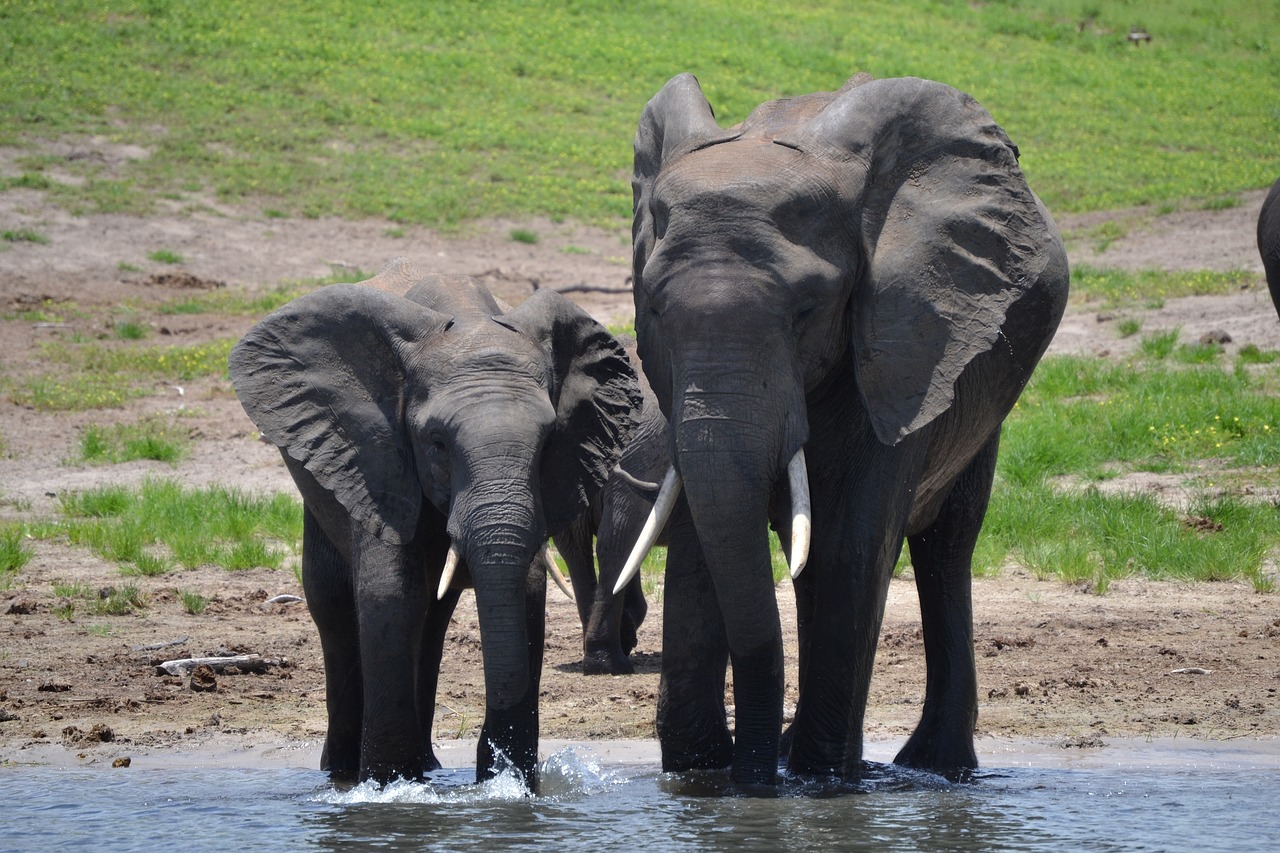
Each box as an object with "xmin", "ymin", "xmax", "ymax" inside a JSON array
[
  {"xmin": 971, "ymin": 344, "xmax": 1280, "ymax": 590},
  {"xmin": 52, "ymin": 582, "xmax": 147, "ymax": 618},
  {"xmin": 1, "ymin": 228, "xmax": 49, "ymax": 244},
  {"xmin": 46, "ymin": 480, "xmax": 302, "ymax": 574},
  {"xmin": 113, "ymin": 319, "xmax": 149, "ymax": 340},
  {"xmin": 1, "ymin": 525, "xmax": 33, "ymax": 577},
  {"xmin": 509, "ymin": 228, "xmax": 539, "ymax": 244},
  {"xmin": 148, "ymin": 249, "xmax": 183, "ymax": 264},
  {"xmin": 0, "ymin": 2, "xmax": 1275, "ymax": 226},
  {"xmin": 180, "ymin": 590, "xmax": 207, "ymax": 615},
  {"xmin": 8, "ymin": 337, "xmax": 234, "ymax": 411},
  {"xmin": 1071, "ymin": 266, "xmax": 1261, "ymax": 308},
  {"xmin": 76, "ymin": 416, "xmax": 190, "ymax": 465}
]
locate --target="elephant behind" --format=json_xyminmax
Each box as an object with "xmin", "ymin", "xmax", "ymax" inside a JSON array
[
  {"xmin": 555, "ymin": 337, "xmax": 670, "ymax": 675},
  {"xmin": 1258, "ymin": 176, "xmax": 1280, "ymax": 319},
  {"xmin": 229, "ymin": 259, "xmax": 641, "ymax": 787},
  {"xmin": 621, "ymin": 73, "xmax": 1069, "ymax": 786}
]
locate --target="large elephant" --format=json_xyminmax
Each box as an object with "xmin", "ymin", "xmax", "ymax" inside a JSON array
[
  {"xmin": 1258, "ymin": 176, "xmax": 1280, "ymax": 319},
  {"xmin": 555, "ymin": 338, "xmax": 670, "ymax": 675},
  {"xmin": 229, "ymin": 259, "xmax": 641, "ymax": 787},
  {"xmin": 619, "ymin": 73, "xmax": 1069, "ymax": 786}
]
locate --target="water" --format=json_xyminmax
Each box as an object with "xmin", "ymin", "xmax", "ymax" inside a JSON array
[{"xmin": 3, "ymin": 739, "xmax": 1277, "ymax": 852}]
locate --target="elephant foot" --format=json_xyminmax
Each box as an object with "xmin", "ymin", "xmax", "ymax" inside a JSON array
[
  {"xmin": 582, "ymin": 646, "xmax": 635, "ymax": 676},
  {"xmin": 893, "ymin": 727, "xmax": 978, "ymax": 782},
  {"xmin": 659, "ymin": 726, "xmax": 734, "ymax": 773},
  {"xmin": 620, "ymin": 616, "xmax": 639, "ymax": 656}
]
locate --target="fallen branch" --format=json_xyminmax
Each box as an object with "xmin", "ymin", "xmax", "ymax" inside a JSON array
[
  {"xmin": 155, "ymin": 654, "xmax": 274, "ymax": 677},
  {"xmin": 550, "ymin": 283, "xmax": 633, "ymax": 295}
]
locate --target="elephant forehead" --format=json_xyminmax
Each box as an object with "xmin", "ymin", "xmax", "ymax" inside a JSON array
[{"xmin": 657, "ymin": 141, "xmax": 829, "ymax": 203}]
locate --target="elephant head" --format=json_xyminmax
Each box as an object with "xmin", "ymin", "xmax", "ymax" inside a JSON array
[
  {"xmin": 622, "ymin": 74, "xmax": 1067, "ymax": 784},
  {"xmin": 230, "ymin": 259, "xmax": 641, "ymax": 784}
]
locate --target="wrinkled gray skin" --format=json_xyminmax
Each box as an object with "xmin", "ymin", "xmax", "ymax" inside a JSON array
[
  {"xmin": 229, "ymin": 260, "xmax": 640, "ymax": 787},
  {"xmin": 1258, "ymin": 177, "xmax": 1280, "ymax": 319},
  {"xmin": 631, "ymin": 73, "xmax": 1069, "ymax": 787},
  {"xmin": 555, "ymin": 339, "xmax": 670, "ymax": 675}
]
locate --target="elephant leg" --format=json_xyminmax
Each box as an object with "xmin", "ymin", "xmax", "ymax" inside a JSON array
[
  {"xmin": 787, "ymin": 439, "xmax": 927, "ymax": 779},
  {"xmin": 894, "ymin": 435, "xmax": 998, "ymax": 778},
  {"xmin": 656, "ymin": 500, "xmax": 734, "ymax": 772},
  {"xmin": 418, "ymin": 586, "xmax": 461, "ymax": 773},
  {"xmin": 354, "ymin": 534, "xmax": 431, "ymax": 784},
  {"xmin": 476, "ymin": 557, "xmax": 547, "ymax": 787},
  {"xmin": 584, "ymin": 491, "xmax": 651, "ymax": 675},
  {"xmin": 299, "ymin": 507, "xmax": 363, "ymax": 782},
  {"xmin": 620, "ymin": 574, "xmax": 648, "ymax": 654},
  {"xmin": 554, "ymin": 515, "xmax": 597, "ymax": 635}
]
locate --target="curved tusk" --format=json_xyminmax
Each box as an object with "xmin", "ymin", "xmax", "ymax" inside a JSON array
[
  {"xmin": 788, "ymin": 449, "xmax": 812, "ymax": 579},
  {"xmin": 437, "ymin": 543, "xmax": 461, "ymax": 601},
  {"xmin": 542, "ymin": 546, "xmax": 574, "ymax": 602},
  {"xmin": 613, "ymin": 466, "xmax": 682, "ymax": 595}
]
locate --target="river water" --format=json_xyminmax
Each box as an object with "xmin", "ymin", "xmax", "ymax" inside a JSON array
[{"xmin": 3, "ymin": 738, "xmax": 1277, "ymax": 852}]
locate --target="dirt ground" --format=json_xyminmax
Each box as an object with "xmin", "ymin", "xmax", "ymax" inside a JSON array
[{"xmin": 1, "ymin": 153, "xmax": 1278, "ymax": 771}]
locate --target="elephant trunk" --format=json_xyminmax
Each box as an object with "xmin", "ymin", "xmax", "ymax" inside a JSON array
[
  {"xmin": 449, "ymin": 480, "xmax": 545, "ymax": 784},
  {"xmin": 665, "ymin": 345, "xmax": 808, "ymax": 785}
]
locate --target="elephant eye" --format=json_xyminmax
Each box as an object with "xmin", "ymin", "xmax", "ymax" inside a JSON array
[{"xmin": 651, "ymin": 201, "xmax": 669, "ymax": 240}]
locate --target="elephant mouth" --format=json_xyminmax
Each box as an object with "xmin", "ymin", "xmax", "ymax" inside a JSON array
[{"xmin": 612, "ymin": 447, "xmax": 812, "ymax": 593}]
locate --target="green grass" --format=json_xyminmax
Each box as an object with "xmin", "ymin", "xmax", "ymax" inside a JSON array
[
  {"xmin": 1071, "ymin": 266, "xmax": 1263, "ymax": 309},
  {"xmin": 148, "ymin": 249, "xmax": 183, "ymax": 264},
  {"xmin": 76, "ymin": 416, "xmax": 190, "ymax": 465},
  {"xmin": 1, "ymin": 228, "xmax": 49, "ymax": 244},
  {"xmin": 51, "ymin": 582, "xmax": 147, "ymax": 618},
  {"xmin": 509, "ymin": 228, "xmax": 539, "ymax": 244},
  {"xmin": 6, "ymin": 337, "xmax": 234, "ymax": 411},
  {"xmin": 972, "ymin": 342, "xmax": 1280, "ymax": 592},
  {"xmin": 0, "ymin": 1, "xmax": 1275, "ymax": 226},
  {"xmin": 47, "ymin": 479, "xmax": 302, "ymax": 574},
  {"xmin": 1, "ymin": 525, "xmax": 33, "ymax": 577},
  {"xmin": 180, "ymin": 589, "xmax": 207, "ymax": 614}
]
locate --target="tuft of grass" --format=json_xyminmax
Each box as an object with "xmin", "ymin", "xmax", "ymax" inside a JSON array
[
  {"xmin": 76, "ymin": 417, "xmax": 190, "ymax": 465},
  {"xmin": 180, "ymin": 590, "xmax": 207, "ymax": 615},
  {"xmin": 1, "ymin": 228, "xmax": 49, "ymax": 244},
  {"xmin": 1115, "ymin": 317, "xmax": 1142, "ymax": 338},
  {"xmin": 148, "ymin": 249, "xmax": 183, "ymax": 264},
  {"xmin": 1138, "ymin": 328, "xmax": 1180, "ymax": 360},
  {"xmin": 509, "ymin": 228, "xmax": 539, "ymax": 244},
  {"xmin": 113, "ymin": 320, "xmax": 149, "ymax": 340},
  {"xmin": 46, "ymin": 480, "xmax": 301, "ymax": 574},
  {"xmin": 1, "ymin": 525, "xmax": 33, "ymax": 576}
]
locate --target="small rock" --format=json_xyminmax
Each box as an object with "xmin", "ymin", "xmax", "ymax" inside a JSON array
[
  {"xmin": 112, "ymin": 757, "xmax": 131, "ymax": 768},
  {"xmin": 1199, "ymin": 329, "xmax": 1232, "ymax": 345}
]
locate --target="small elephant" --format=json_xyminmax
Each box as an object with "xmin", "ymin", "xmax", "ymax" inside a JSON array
[
  {"xmin": 621, "ymin": 73, "xmax": 1069, "ymax": 786},
  {"xmin": 229, "ymin": 259, "xmax": 641, "ymax": 786},
  {"xmin": 1258, "ymin": 177, "xmax": 1280, "ymax": 319},
  {"xmin": 555, "ymin": 338, "xmax": 670, "ymax": 675}
]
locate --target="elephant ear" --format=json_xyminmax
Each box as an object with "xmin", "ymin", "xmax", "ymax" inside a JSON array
[
  {"xmin": 778, "ymin": 76, "xmax": 1062, "ymax": 445},
  {"xmin": 229, "ymin": 283, "xmax": 452, "ymax": 544},
  {"xmin": 632, "ymin": 73, "xmax": 739, "ymax": 274},
  {"xmin": 497, "ymin": 290, "xmax": 643, "ymax": 537}
]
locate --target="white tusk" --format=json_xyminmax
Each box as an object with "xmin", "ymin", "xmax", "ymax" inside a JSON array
[
  {"xmin": 437, "ymin": 543, "xmax": 461, "ymax": 601},
  {"xmin": 613, "ymin": 466, "xmax": 682, "ymax": 594},
  {"xmin": 542, "ymin": 546, "xmax": 574, "ymax": 602},
  {"xmin": 788, "ymin": 449, "xmax": 812, "ymax": 578}
]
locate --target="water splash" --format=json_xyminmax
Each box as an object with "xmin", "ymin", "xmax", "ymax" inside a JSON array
[{"xmin": 314, "ymin": 745, "xmax": 626, "ymax": 805}]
